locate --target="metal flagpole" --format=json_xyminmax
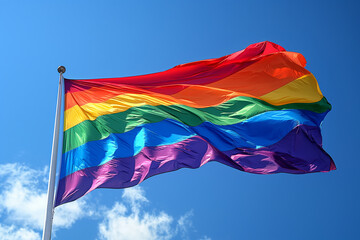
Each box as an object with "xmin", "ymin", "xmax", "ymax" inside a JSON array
[{"xmin": 42, "ymin": 66, "xmax": 66, "ymax": 240}]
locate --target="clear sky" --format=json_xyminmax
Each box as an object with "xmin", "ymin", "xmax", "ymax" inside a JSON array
[{"xmin": 0, "ymin": 1, "xmax": 359, "ymax": 239}]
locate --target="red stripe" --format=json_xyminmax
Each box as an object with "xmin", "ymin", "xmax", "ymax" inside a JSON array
[{"xmin": 65, "ymin": 41, "xmax": 285, "ymax": 94}]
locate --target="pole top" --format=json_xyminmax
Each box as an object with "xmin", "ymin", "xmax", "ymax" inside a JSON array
[{"xmin": 57, "ymin": 66, "xmax": 66, "ymax": 74}]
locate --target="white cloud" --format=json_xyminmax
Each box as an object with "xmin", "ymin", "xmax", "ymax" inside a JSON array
[
  {"xmin": 98, "ymin": 186, "xmax": 196, "ymax": 240},
  {"xmin": 0, "ymin": 163, "xmax": 90, "ymax": 235},
  {"xmin": 0, "ymin": 163, "xmax": 209, "ymax": 239},
  {"xmin": 0, "ymin": 163, "xmax": 47, "ymax": 230},
  {"xmin": 122, "ymin": 185, "xmax": 149, "ymax": 215},
  {"xmin": 122, "ymin": 186, "xmax": 149, "ymax": 203},
  {"xmin": 0, "ymin": 224, "xmax": 40, "ymax": 240},
  {"xmin": 199, "ymin": 236, "xmax": 212, "ymax": 240},
  {"xmin": 99, "ymin": 202, "xmax": 174, "ymax": 240},
  {"xmin": 98, "ymin": 186, "xmax": 174, "ymax": 240},
  {"xmin": 54, "ymin": 197, "xmax": 92, "ymax": 230},
  {"xmin": 177, "ymin": 210, "xmax": 194, "ymax": 238}
]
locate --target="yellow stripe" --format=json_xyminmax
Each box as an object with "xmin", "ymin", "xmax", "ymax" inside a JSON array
[
  {"xmin": 260, "ymin": 74, "xmax": 323, "ymax": 105},
  {"xmin": 64, "ymin": 94, "xmax": 179, "ymax": 130},
  {"xmin": 64, "ymin": 74, "xmax": 323, "ymax": 131}
]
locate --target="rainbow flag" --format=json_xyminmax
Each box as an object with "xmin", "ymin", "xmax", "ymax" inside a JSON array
[{"xmin": 55, "ymin": 41, "xmax": 335, "ymax": 206}]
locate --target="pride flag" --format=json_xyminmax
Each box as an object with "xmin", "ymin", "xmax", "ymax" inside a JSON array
[{"xmin": 55, "ymin": 41, "xmax": 335, "ymax": 206}]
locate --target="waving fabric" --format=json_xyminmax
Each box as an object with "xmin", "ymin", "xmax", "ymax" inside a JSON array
[{"xmin": 55, "ymin": 41, "xmax": 335, "ymax": 206}]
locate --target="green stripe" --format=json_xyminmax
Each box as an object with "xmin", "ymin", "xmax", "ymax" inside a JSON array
[{"xmin": 63, "ymin": 96, "xmax": 331, "ymax": 153}]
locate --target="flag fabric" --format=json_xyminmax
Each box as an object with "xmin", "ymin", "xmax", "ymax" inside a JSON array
[{"xmin": 55, "ymin": 41, "xmax": 335, "ymax": 206}]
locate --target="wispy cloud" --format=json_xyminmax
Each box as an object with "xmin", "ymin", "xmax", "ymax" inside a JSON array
[
  {"xmin": 54, "ymin": 197, "xmax": 92, "ymax": 230},
  {"xmin": 0, "ymin": 163, "xmax": 91, "ymax": 237},
  {"xmin": 199, "ymin": 236, "xmax": 212, "ymax": 240},
  {"xmin": 98, "ymin": 186, "xmax": 174, "ymax": 240},
  {"xmin": 0, "ymin": 163, "xmax": 209, "ymax": 240},
  {"xmin": 176, "ymin": 210, "xmax": 194, "ymax": 239},
  {"xmin": 0, "ymin": 224, "xmax": 40, "ymax": 240},
  {"xmin": 98, "ymin": 186, "xmax": 195, "ymax": 240}
]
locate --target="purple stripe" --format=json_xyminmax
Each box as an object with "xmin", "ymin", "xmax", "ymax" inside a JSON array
[{"xmin": 55, "ymin": 125, "xmax": 335, "ymax": 206}]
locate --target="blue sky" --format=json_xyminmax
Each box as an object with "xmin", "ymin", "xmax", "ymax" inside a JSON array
[{"xmin": 0, "ymin": 1, "xmax": 359, "ymax": 239}]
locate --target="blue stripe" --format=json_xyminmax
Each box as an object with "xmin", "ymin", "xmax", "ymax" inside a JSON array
[{"xmin": 60, "ymin": 109, "xmax": 327, "ymax": 178}]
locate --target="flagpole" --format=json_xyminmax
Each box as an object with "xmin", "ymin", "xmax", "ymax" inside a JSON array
[{"xmin": 42, "ymin": 66, "xmax": 66, "ymax": 240}]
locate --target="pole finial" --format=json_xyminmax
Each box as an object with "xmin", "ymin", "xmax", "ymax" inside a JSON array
[{"xmin": 57, "ymin": 66, "xmax": 66, "ymax": 74}]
